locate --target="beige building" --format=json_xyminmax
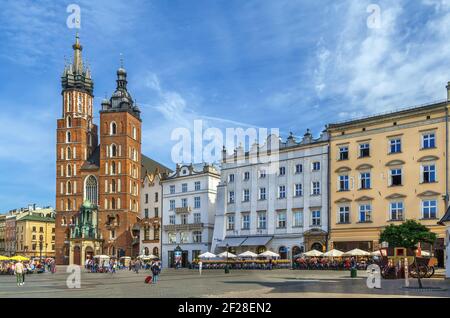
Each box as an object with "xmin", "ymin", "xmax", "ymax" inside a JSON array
[
  {"xmin": 0, "ymin": 215, "xmax": 5, "ymax": 254},
  {"xmin": 328, "ymin": 84, "xmax": 450, "ymax": 267},
  {"xmin": 15, "ymin": 209, "xmax": 56, "ymax": 258}
]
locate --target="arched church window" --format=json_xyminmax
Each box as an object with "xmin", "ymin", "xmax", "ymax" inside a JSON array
[
  {"xmin": 66, "ymin": 147, "xmax": 71, "ymax": 160},
  {"xmin": 110, "ymin": 122, "xmax": 117, "ymax": 135},
  {"xmin": 111, "ymin": 198, "xmax": 116, "ymax": 210},
  {"xmin": 111, "ymin": 161, "xmax": 116, "ymax": 175},
  {"xmin": 67, "ymin": 181, "xmax": 72, "ymax": 194},
  {"xmin": 85, "ymin": 175, "xmax": 98, "ymax": 204},
  {"xmin": 67, "ymin": 199, "xmax": 71, "ymax": 211},
  {"xmin": 67, "ymin": 116, "xmax": 72, "ymax": 128},
  {"xmin": 66, "ymin": 131, "xmax": 71, "ymax": 143},
  {"xmin": 77, "ymin": 95, "xmax": 82, "ymax": 113},
  {"xmin": 133, "ymin": 126, "xmax": 137, "ymax": 140},
  {"xmin": 111, "ymin": 144, "xmax": 117, "ymax": 157},
  {"xmin": 111, "ymin": 179, "xmax": 116, "ymax": 193},
  {"xmin": 67, "ymin": 164, "xmax": 72, "ymax": 177}
]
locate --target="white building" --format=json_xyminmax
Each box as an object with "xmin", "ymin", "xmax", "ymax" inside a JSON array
[
  {"xmin": 139, "ymin": 156, "xmax": 171, "ymax": 258},
  {"xmin": 211, "ymin": 131, "xmax": 329, "ymax": 259},
  {"xmin": 161, "ymin": 164, "xmax": 220, "ymax": 268}
]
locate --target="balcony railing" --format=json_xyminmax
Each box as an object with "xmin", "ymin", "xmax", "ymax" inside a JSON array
[
  {"xmin": 163, "ymin": 222, "xmax": 203, "ymax": 231},
  {"xmin": 175, "ymin": 207, "xmax": 192, "ymax": 214}
]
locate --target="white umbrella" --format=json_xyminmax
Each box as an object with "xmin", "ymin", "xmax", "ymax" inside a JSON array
[
  {"xmin": 343, "ymin": 248, "xmax": 370, "ymax": 257},
  {"xmin": 138, "ymin": 254, "xmax": 157, "ymax": 260},
  {"xmin": 238, "ymin": 251, "xmax": 258, "ymax": 258},
  {"xmin": 258, "ymin": 250, "xmax": 280, "ymax": 258},
  {"xmin": 371, "ymin": 250, "xmax": 381, "ymax": 256},
  {"xmin": 198, "ymin": 252, "xmax": 217, "ymax": 259},
  {"xmin": 94, "ymin": 255, "xmax": 110, "ymax": 259},
  {"xmin": 303, "ymin": 249, "xmax": 324, "ymax": 257},
  {"xmin": 323, "ymin": 249, "xmax": 344, "ymax": 257},
  {"xmin": 218, "ymin": 251, "xmax": 237, "ymax": 258}
]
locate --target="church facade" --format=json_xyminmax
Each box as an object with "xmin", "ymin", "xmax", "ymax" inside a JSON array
[{"xmin": 55, "ymin": 35, "xmax": 163, "ymax": 265}]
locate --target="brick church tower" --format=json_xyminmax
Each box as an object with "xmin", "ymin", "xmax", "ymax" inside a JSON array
[
  {"xmin": 98, "ymin": 64, "xmax": 142, "ymax": 258},
  {"xmin": 55, "ymin": 34, "xmax": 142, "ymax": 264}
]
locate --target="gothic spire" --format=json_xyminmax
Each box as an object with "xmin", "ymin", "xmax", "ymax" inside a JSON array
[{"xmin": 72, "ymin": 32, "xmax": 83, "ymax": 74}]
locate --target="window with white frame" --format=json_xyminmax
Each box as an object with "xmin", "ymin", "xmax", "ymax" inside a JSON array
[
  {"xmin": 182, "ymin": 183, "xmax": 188, "ymax": 193},
  {"xmin": 243, "ymin": 189, "xmax": 250, "ymax": 202},
  {"xmin": 259, "ymin": 187, "xmax": 266, "ymax": 200},
  {"xmin": 243, "ymin": 171, "xmax": 250, "ymax": 181},
  {"xmin": 257, "ymin": 212, "xmax": 267, "ymax": 229},
  {"xmin": 339, "ymin": 175, "xmax": 349, "ymax": 191},
  {"xmin": 228, "ymin": 174, "xmax": 235, "ymax": 183},
  {"xmin": 227, "ymin": 215, "xmax": 235, "ymax": 230},
  {"xmin": 422, "ymin": 200, "xmax": 437, "ymax": 219},
  {"xmin": 181, "ymin": 214, "xmax": 188, "ymax": 224},
  {"xmin": 339, "ymin": 206, "xmax": 350, "ymax": 223},
  {"xmin": 390, "ymin": 202, "xmax": 404, "ymax": 221},
  {"xmin": 169, "ymin": 215, "xmax": 175, "ymax": 225},
  {"xmin": 312, "ymin": 182, "xmax": 320, "ymax": 195},
  {"xmin": 339, "ymin": 146, "xmax": 349, "ymax": 160},
  {"xmin": 359, "ymin": 143, "xmax": 370, "ymax": 157},
  {"xmin": 170, "ymin": 185, "xmax": 175, "ymax": 194},
  {"xmin": 181, "ymin": 198, "xmax": 188, "ymax": 208},
  {"xmin": 390, "ymin": 168, "xmax": 402, "ymax": 186},
  {"xmin": 193, "ymin": 212, "xmax": 201, "ymax": 223},
  {"xmin": 259, "ymin": 169, "xmax": 267, "ymax": 178},
  {"xmin": 422, "ymin": 133, "xmax": 436, "ymax": 149},
  {"xmin": 194, "ymin": 181, "xmax": 201, "ymax": 191},
  {"xmin": 279, "ymin": 166, "xmax": 286, "ymax": 176},
  {"xmin": 293, "ymin": 211, "xmax": 303, "ymax": 227},
  {"xmin": 229, "ymin": 191, "xmax": 235, "ymax": 203},
  {"xmin": 295, "ymin": 183, "xmax": 302, "ymax": 197},
  {"xmin": 277, "ymin": 212, "xmax": 287, "ymax": 228},
  {"xmin": 193, "ymin": 231, "xmax": 202, "ymax": 243},
  {"xmin": 169, "ymin": 200, "xmax": 175, "ymax": 211},
  {"xmin": 311, "ymin": 210, "xmax": 321, "ymax": 226},
  {"xmin": 295, "ymin": 164, "xmax": 303, "ymax": 173},
  {"xmin": 422, "ymin": 164, "xmax": 436, "ymax": 183},
  {"xmin": 168, "ymin": 232, "xmax": 176, "ymax": 244},
  {"xmin": 312, "ymin": 162, "xmax": 321, "ymax": 171},
  {"xmin": 359, "ymin": 204, "xmax": 372, "ymax": 222},
  {"xmin": 180, "ymin": 232, "xmax": 189, "ymax": 243},
  {"xmin": 390, "ymin": 138, "xmax": 401, "ymax": 153},
  {"xmin": 194, "ymin": 196, "xmax": 201, "ymax": 209},
  {"xmin": 278, "ymin": 185, "xmax": 286, "ymax": 199},
  {"xmin": 242, "ymin": 214, "xmax": 250, "ymax": 230},
  {"xmin": 360, "ymin": 172, "xmax": 371, "ymax": 189}
]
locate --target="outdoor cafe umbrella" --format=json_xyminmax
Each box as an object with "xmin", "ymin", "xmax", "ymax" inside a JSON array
[
  {"xmin": 138, "ymin": 254, "xmax": 157, "ymax": 260},
  {"xmin": 303, "ymin": 249, "xmax": 324, "ymax": 257},
  {"xmin": 198, "ymin": 252, "xmax": 217, "ymax": 259},
  {"xmin": 0, "ymin": 255, "xmax": 9, "ymax": 261},
  {"xmin": 218, "ymin": 251, "xmax": 237, "ymax": 258},
  {"xmin": 343, "ymin": 248, "xmax": 370, "ymax": 257},
  {"xmin": 323, "ymin": 249, "xmax": 344, "ymax": 257},
  {"xmin": 238, "ymin": 251, "xmax": 258, "ymax": 258},
  {"xmin": 258, "ymin": 250, "xmax": 280, "ymax": 258},
  {"xmin": 371, "ymin": 250, "xmax": 382, "ymax": 256},
  {"xmin": 10, "ymin": 255, "xmax": 30, "ymax": 262}
]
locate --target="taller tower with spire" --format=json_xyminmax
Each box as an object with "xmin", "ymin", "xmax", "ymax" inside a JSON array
[{"xmin": 55, "ymin": 34, "xmax": 99, "ymax": 265}]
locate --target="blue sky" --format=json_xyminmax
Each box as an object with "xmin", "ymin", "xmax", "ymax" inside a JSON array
[{"xmin": 1, "ymin": 0, "xmax": 450, "ymax": 211}]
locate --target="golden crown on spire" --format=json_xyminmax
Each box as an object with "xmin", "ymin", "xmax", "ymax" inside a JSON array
[{"xmin": 72, "ymin": 32, "xmax": 82, "ymax": 51}]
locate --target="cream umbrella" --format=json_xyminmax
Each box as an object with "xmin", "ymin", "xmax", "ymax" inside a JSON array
[
  {"xmin": 343, "ymin": 248, "xmax": 370, "ymax": 257},
  {"xmin": 218, "ymin": 251, "xmax": 237, "ymax": 258},
  {"xmin": 371, "ymin": 250, "xmax": 382, "ymax": 256},
  {"xmin": 238, "ymin": 251, "xmax": 258, "ymax": 258},
  {"xmin": 323, "ymin": 249, "xmax": 344, "ymax": 257},
  {"xmin": 198, "ymin": 252, "xmax": 217, "ymax": 259},
  {"xmin": 303, "ymin": 249, "xmax": 324, "ymax": 257},
  {"xmin": 258, "ymin": 250, "xmax": 280, "ymax": 258},
  {"xmin": 138, "ymin": 254, "xmax": 158, "ymax": 260}
]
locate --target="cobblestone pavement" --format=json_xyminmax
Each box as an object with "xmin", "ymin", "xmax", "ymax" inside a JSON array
[{"xmin": 0, "ymin": 267, "xmax": 448, "ymax": 298}]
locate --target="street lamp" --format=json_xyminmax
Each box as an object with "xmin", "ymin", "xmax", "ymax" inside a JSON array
[{"xmin": 225, "ymin": 243, "xmax": 230, "ymax": 274}]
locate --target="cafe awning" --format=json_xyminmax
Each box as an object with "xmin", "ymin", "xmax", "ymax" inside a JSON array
[
  {"xmin": 241, "ymin": 236, "xmax": 273, "ymax": 246},
  {"xmin": 217, "ymin": 237, "xmax": 247, "ymax": 247}
]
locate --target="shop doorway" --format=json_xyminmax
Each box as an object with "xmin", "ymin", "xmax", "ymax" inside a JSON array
[
  {"xmin": 278, "ymin": 246, "xmax": 288, "ymax": 259},
  {"xmin": 85, "ymin": 246, "xmax": 94, "ymax": 261}
]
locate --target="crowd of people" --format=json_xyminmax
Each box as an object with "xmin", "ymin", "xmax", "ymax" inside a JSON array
[
  {"xmin": 293, "ymin": 256, "xmax": 375, "ymax": 270},
  {"xmin": 0, "ymin": 258, "xmax": 56, "ymax": 276}
]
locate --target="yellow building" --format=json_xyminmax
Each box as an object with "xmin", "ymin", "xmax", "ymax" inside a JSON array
[
  {"xmin": 328, "ymin": 84, "xmax": 450, "ymax": 267},
  {"xmin": 16, "ymin": 210, "xmax": 56, "ymax": 258}
]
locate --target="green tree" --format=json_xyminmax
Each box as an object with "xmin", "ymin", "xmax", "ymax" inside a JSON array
[{"xmin": 379, "ymin": 220, "xmax": 437, "ymax": 288}]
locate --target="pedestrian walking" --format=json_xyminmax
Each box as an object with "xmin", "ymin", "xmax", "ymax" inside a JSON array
[
  {"xmin": 151, "ymin": 261, "xmax": 161, "ymax": 284},
  {"xmin": 134, "ymin": 259, "xmax": 140, "ymax": 274},
  {"xmin": 14, "ymin": 261, "xmax": 24, "ymax": 287},
  {"xmin": 199, "ymin": 261, "xmax": 203, "ymax": 276}
]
